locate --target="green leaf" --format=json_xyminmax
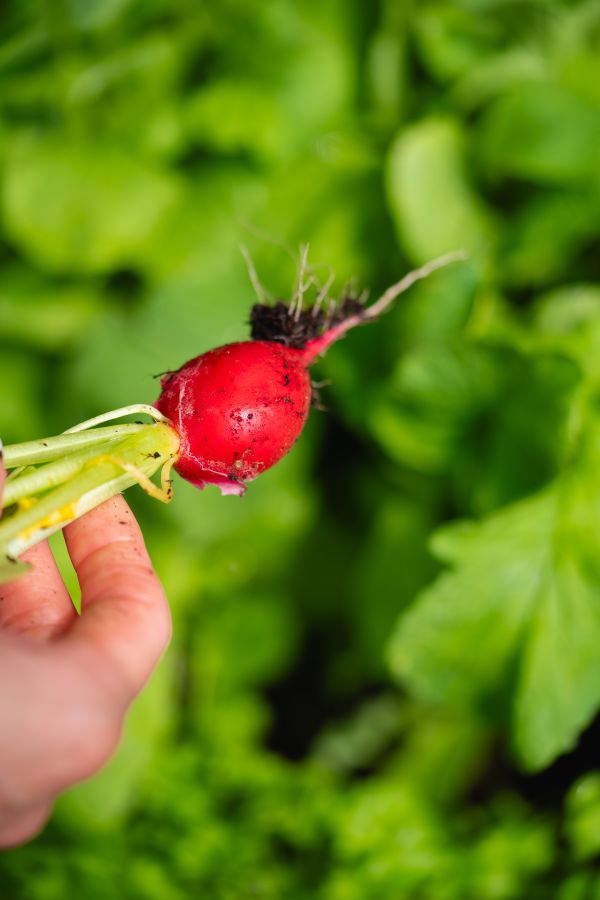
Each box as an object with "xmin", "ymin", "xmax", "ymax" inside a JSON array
[
  {"xmin": 367, "ymin": 342, "xmax": 578, "ymax": 513},
  {"xmin": 0, "ymin": 349, "xmax": 46, "ymax": 441},
  {"xmin": 533, "ymin": 285, "xmax": 600, "ymax": 385},
  {"xmin": 367, "ymin": 342, "xmax": 492, "ymax": 475},
  {"xmin": 564, "ymin": 773, "xmax": 600, "ymax": 862},
  {"xmin": 69, "ymin": 0, "xmax": 136, "ymax": 31},
  {"xmin": 502, "ymin": 189, "xmax": 600, "ymax": 288},
  {"xmin": 557, "ymin": 873, "xmax": 600, "ymax": 900},
  {"xmin": 184, "ymin": 80, "xmax": 282, "ymax": 161},
  {"xmin": 366, "ymin": 22, "xmax": 409, "ymax": 121},
  {"xmin": 388, "ymin": 450, "xmax": 600, "ymax": 770},
  {"xmin": 2, "ymin": 136, "xmax": 180, "ymax": 274},
  {"xmin": 0, "ymin": 266, "xmax": 103, "ymax": 350},
  {"xmin": 196, "ymin": 590, "xmax": 297, "ymax": 691},
  {"xmin": 534, "ymin": 285, "xmax": 600, "ymax": 337},
  {"xmin": 385, "ymin": 117, "xmax": 495, "ymax": 265},
  {"xmin": 478, "ymin": 83, "xmax": 600, "ymax": 184},
  {"xmin": 389, "ymin": 489, "xmax": 557, "ymax": 709},
  {"xmin": 350, "ymin": 499, "xmax": 437, "ymax": 676},
  {"xmin": 453, "ymin": 48, "xmax": 547, "ymax": 111},
  {"xmin": 414, "ymin": 3, "xmax": 506, "ymax": 81}
]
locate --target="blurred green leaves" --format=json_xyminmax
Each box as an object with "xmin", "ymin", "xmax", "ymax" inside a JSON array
[
  {"xmin": 2, "ymin": 0, "xmax": 600, "ymax": 896},
  {"xmin": 388, "ymin": 291, "xmax": 600, "ymax": 771},
  {"xmin": 479, "ymin": 83, "xmax": 600, "ymax": 185},
  {"xmin": 0, "ymin": 265, "xmax": 102, "ymax": 350},
  {"xmin": 389, "ymin": 474, "xmax": 600, "ymax": 771},
  {"xmin": 3, "ymin": 137, "xmax": 180, "ymax": 273},
  {"xmin": 386, "ymin": 118, "xmax": 494, "ymax": 265}
]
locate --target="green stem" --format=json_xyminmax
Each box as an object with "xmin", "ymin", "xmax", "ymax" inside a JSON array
[
  {"xmin": 0, "ymin": 423, "xmax": 180, "ymax": 577},
  {"xmin": 4, "ymin": 424, "xmax": 147, "ymax": 469},
  {"xmin": 3, "ymin": 437, "xmax": 135, "ymax": 507},
  {"xmin": 63, "ymin": 404, "xmax": 170, "ymax": 433}
]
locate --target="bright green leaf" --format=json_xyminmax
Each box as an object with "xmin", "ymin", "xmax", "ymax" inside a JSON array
[
  {"xmin": 564, "ymin": 772, "xmax": 600, "ymax": 861},
  {"xmin": 385, "ymin": 117, "xmax": 495, "ymax": 265},
  {"xmin": 2, "ymin": 136, "xmax": 180, "ymax": 274},
  {"xmin": 478, "ymin": 83, "xmax": 600, "ymax": 184},
  {"xmin": 389, "ymin": 451, "xmax": 600, "ymax": 770},
  {"xmin": 0, "ymin": 266, "xmax": 103, "ymax": 350}
]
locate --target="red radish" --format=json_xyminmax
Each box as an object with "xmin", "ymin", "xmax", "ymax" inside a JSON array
[
  {"xmin": 156, "ymin": 251, "xmax": 466, "ymax": 495},
  {"xmin": 156, "ymin": 340, "xmax": 311, "ymax": 495}
]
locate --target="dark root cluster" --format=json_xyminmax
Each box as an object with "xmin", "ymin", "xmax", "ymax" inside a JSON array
[
  {"xmin": 249, "ymin": 297, "xmax": 366, "ymax": 349},
  {"xmin": 249, "ymin": 302, "xmax": 325, "ymax": 347}
]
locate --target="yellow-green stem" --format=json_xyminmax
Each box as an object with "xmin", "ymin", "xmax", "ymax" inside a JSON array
[{"xmin": 0, "ymin": 422, "xmax": 180, "ymax": 584}]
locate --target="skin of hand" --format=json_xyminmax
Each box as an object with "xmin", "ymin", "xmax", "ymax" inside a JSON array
[{"xmin": 0, "ymin": 455, "xmax": 172, "ymax": 848}]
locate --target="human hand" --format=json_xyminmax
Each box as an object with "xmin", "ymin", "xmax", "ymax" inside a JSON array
[{"xmin": 0, "ymin": 453, "xmax": 171, "ymax": 848}]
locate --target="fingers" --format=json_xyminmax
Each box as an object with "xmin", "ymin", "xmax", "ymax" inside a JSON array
[
  {"xmin": 0, "ymin": 542, "xmax": 75, "ymax": 639},
  {"xmin": 0, "ymin": 633, "xmax": 122, "ymax": 835},
  {"xmin": 0, "ymin": 803, "xmax": 52, "ymax": 849},
  {"xmin": 0, "ymin": 459, "xmax": 170, "ymax": 849},
  {"xmin": 0, "ymin": 476, "xmax": 170, "ymax": 842},
  {"xmin": 0, "ymin": 455, "xmax": 75, "ymax": 639},
  {"xmin": 62, "ymin": 493, "xmax": 171, "ymax": 712}
]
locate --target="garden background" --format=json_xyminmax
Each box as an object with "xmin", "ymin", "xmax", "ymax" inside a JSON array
[{"xmin": 2, "ymin": 1, "xmax": 600, "ymax": 897}]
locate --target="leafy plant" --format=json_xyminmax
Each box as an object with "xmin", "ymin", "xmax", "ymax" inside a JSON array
[{"xmin": 2, "ymin": 0, "xmax": 600, "ymax": 896}]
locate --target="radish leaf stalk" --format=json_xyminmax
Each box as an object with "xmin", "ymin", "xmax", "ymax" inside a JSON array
[{"xmin": 0, "ymin": 419, "xmax": 179, "ymax": 584}]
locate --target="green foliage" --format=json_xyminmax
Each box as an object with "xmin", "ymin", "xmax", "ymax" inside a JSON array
[
  {"xmin": 386, "ymin": 117, "xmax": 494, "ymax": 265},
  {"xmin": 2, "ymin": 0, "xmax": 600, "ymax": 896}
]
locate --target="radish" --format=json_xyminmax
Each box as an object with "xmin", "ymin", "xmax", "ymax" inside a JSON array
[
  {"xmin": 156, "ymin": 340, "xmax": 312, "ymax": 495},
  {"xmin": 156, "ymin": 251, "xmax": 466, "ymax": 495},
  {"xmin": 0, "ymin": 250, "xmax": 464, "ymax": 582}
]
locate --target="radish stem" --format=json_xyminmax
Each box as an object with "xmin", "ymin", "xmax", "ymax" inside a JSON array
[
  {"xmin": 3, "ymin": 439, "xmax": 136, "ymax": 506},
  {"xmin": 361, "ymin": 250, "xmax": 468, "ymax": 320},
  {"xmin": 302, "ymin": 250, "xmax": 468, "ymax": 362},
  {"xmin": 0, "ymin": 423, "xmax": 180, "ymax": 580},
  {"xmin": 4, "ymin": 425, "xmax": 147, "ymax": 469},
  {"xmin": 63, "ymin": 404, "xmax": 171, "ymax": 433}
]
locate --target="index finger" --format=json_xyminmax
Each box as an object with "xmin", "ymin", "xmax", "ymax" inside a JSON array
[
  {"xmin": 61, "ymin": 494, "xmax": 171, "ymax": 711},
  {"xmin": 0, "ymin": 446, "xmax": 75, "ymax": 639}
]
